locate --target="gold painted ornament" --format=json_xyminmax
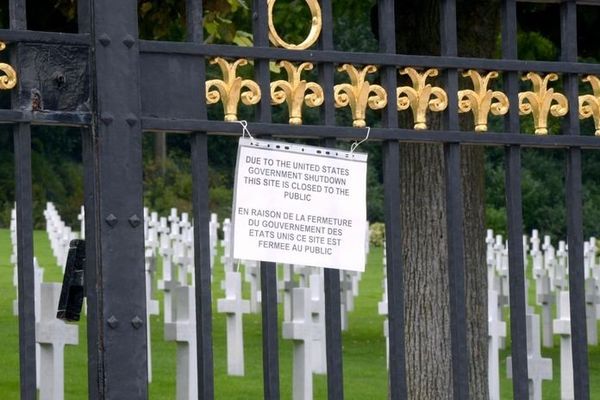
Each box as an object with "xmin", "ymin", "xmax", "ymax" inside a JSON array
[
  {"xmin": 267, "ymin": 0, "xmax": 322, "ymax": 50},
  {"xmin": 0, "ymin": 42, "xmax": 17, "ymax": 90},
  {"xmin": 334, "ymin": 64, "xmax": 387, "ymax": 128},
  {"xmin": 396, "ymin": 68, "xmax": 447, "ymax": 130},
  {"xmin": 519, "ymin": 72, "xmax": 568, "ymax": 135},
  {"xmin": 458, "ymin": 70, "xmax": 509, "ymax": 132},
  {"xmin": 205, "ymin": 58, "xmax": 261, "ymax": 122},
  {"xmin": 270, "ymin": 61, "xmax": 324, "ymax": 125},
  {"xmin": 579, "ymin": 75, "xmax": 600, "ymax": 135}
]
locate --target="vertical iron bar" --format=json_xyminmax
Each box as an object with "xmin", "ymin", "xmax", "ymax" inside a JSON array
[
  {"xmin": 260, "ymin": 260, "xmax": 280, "ymax": 400},
  {"xmin": 8, "ymin": 2, "xmax": 36, "ymax": 399},
  {"xmin": 443, "ymin": 143, "xmax": 469, "ymax": 400},
  {"xmin": 77, "ymin": 0, "xmax": 90, "ymax": 33},
  {"xmin": 504, "ymin": 145, "xmax": 528, "ymax": 399},
  {"xmin": 440, "ymin": 1, "xmax": 469, "ymax": 398},
  {"xmin": 561, "ymin": 2, "xmax": 590, "ymax": 399},
  {"xmin": 377, "ymin": 1, "xmax": 407, "ymax": 399},
  {"xmin": 186, "ymin": 1, "xmax": 215, "ymax": 398},
  {"xmin": 191, "ymin": 132, "xmax": 215, "ymax": 399},
  {"xmin": 323, "ymin": 135, "xmax": 344, "ymax": 400},
  {"xmin": 501, "ymin": 2, "xmax": 529, "ymax": 399},
  {"xmin": 382, "ymin": 141, "xmax": 406, "ymax": 400},
  {"xmin": 13, "ymin": 123, "xmax": 36, "ymax": 400},
  {"xmin": 318, "ymin": 2, "xmax": 344, "ymax": 399},
  {"xmin": 89, "ymin": 0, "xmax": 148, "ymax": 397},
  {"xmin": 319, "ymin": 0, "xmax": 335, "ymax": 127},
  {"xmin": 252, "ymin": 1, "xmax": 280, "ymax": 398},
  {"xmin": 82, "ymin": 126, "xmax": 101, "ymax": 400},
  {"xmin": 9, "ymin": 0, "xmax": 26, "ymax": 29},
  {"xmin": 77, "ymin": 3, "xmax": 97, "ymax": 398}
]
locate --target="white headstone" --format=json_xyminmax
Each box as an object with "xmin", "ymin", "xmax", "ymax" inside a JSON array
[
  {"xmin": 158, "ymin": 216, "xmax": 179, "ymax": 323},
  {"xmin": 78, "ymin": 206, "xmax": 85, "ymax": 240},
  {"xmin": 555, "ymin": 241, "xmax": 568, "ymax": 291},
  {"xmin": 281, "ymin": 264, "xmax": 296, "ymax": 322},
  {"xmin": 36, "ymin": 283, "xmax": 79, "ymax": 400},
  {"xmin": 488, "ymin": 289, "xmax": 506, "ymax": 400},
  {"xmin": 507, "ymin": 313, "xmax": 552, "ymax": 400},
  {"xmin": 585, "ymin": 278, "xmax": 599, "ymax": 345},
  {"xmin": 164, "ymin": 286, "xmax": 198, "ymax": 400},
  {"xmin": 217, "ymin": 271, "xmax": 250, "ymax": 376},
  {"xmin": 536, "ymin": 273, "xmax": 555, "ymax": 348},
  {"xmin": 244, "ymin": 260, "xmax": 261, "ymax": 313},
  {"xmin": 486, "ymin": 229, "xmax": 495, "ymax": 267},
  {"xmin": 309, "ymin": 272, "xmax": 326, "ymax": 375},
  {"xmin": 553, "ymin": 291, "xmax": 574, "ymax": 400},
  {"xmin": 282, "ymin": 287, "xmax": 314, "ymax": 400}
]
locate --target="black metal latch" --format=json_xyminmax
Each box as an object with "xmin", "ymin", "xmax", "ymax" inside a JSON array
[{"xmin": 56, "ymin": 239, "xmax": 86, "ymax": 322}]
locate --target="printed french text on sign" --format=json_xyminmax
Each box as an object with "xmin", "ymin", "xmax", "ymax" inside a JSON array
[{"xmin": 232, "ymin": 138, "xmax": 367, "ymax": 272}]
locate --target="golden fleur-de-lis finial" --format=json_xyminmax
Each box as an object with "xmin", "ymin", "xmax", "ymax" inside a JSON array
[
  {"xmin": 334, "ymin": 64, "xmax": 387, "ymax": 128},
  {"xmin": 458, "ymin": 70, "xmax": 509, "ymax": 132},
  {"xmin": 205, "ymin": 57, "xmax": 261, "ymax": 122},
  {"xmin": 579, "ymin": 75, "xmax": 600, "ymax": 135},
  {"xmin": 0, "ymin": 42, "xmax": 17, "ymax": 90},
  {"xmin": 519, "ymin": 72, "xmax": 568, "ymax": 135},
  {"xmin": 270, "ymin": 61, "xmax": 324, "ymax": 125},
  {"xmin": 396, "ymin": 68, "xmax": 448, "ymax": 130}
]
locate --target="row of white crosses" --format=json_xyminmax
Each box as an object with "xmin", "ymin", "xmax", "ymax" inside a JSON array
[
  {"xmin": 486, "ymin": 228, "xmax": 600, "ymax": 400},
  {"xmin": 44, "ymin": 202, "xmax": 78, "ymax": 270},
  {"xmin": 141, "ymin": 208, "xmax": 364, "ymax": 400},
  {"xmin": 11, "ymin": 206, "xmax": 80, "ymax": 400}
]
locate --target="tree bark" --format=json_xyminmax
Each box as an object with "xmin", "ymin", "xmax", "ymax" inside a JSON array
[{"xmin": 394, "ymin": 1, "xmax": 499, "ymax": 398}]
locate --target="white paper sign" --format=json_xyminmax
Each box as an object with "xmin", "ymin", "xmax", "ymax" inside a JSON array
[{"xmin": 232, "ymin": 137, "xmax": 368, "ymax": 272}]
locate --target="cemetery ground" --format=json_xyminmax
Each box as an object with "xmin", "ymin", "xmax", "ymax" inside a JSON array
[{"xmin": 0, "ymin": 228, "xmax": 599, "ymax": 399}]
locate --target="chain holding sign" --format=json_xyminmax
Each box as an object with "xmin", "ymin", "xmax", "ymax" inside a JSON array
[{"xmin": 232, "ymin": 137, "xmax": 368, "ymax": 272}]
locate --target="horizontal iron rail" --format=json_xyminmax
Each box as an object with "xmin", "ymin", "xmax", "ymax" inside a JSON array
[
  {"xmin": 0, "ymin": 110, "xmax": 92, "ymax": 126},
  {"xmin": 0, "ymin": 29, "xmax": 89, "ymax": 45},
  {"xmin": 141, "ymin": 117, "xmax": 600, "ymax": 147},
  {"xmin": 139, "ymin": 40, "xmax": 600, "ymax": 75}
]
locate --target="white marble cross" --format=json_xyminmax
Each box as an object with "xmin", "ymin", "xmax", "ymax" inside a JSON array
[
  {"xmin": 536, "ymin": 273, "xmax": 555, "ymax": 348},
  {"xmin": 486, "ymin": 229, "xmax": 495, "ymax": 267},
  {"xmin": 488, "ymin": 289, "xmax": 506, "ymax": 400},
  {"xmin": 555, "ymin": 241, "xmax": 569, "ymax": 291},
  {"xmin": 244, "ymin": 260, "xmax": 261, "ymax": 313},
  {"xmin": 309, "ymin": 272, "xmax": 326, "ymax": 375},
  {"xmin": 36, "ymin": 283, "xmax": 79, "ymax": 400},
  {"xmin": 553, "ymin": 291, "xmax": 574, "ymax": 400},
  {"xmin": 217, "ymin": 271, "xmax": 250, "ymax": 376},
  {"xmin": 164, "ymin": 285, "xmax": 198, "ymax": 400},
  {"xmin": 282, "ymin": 287, "xmax": 314, "ymax": 400},
  {"xmin": 281, "ymin": 264, "xmax": 296, "ymax": 322},
  {"xmin": 144, "ymin": 223, "xmax": 159, "ymax": 383},
  {"xmin": 378, "ymin": 275, "xmax": 389, "ymax": 369},
  {"xmin": 507, "ymin": 313, "xmax": 552, "ymax": 400},
  {"xmin": 531, "ymin": 229, "xmax": 544, "ymax": 278},
  {"xmin": 209, "ymin": 213, "xmax": 220, "ymax": 269},
  {"xmin": 543, "ymin": 236, "xmax": 556, "ymax": 286},
  {"xmin": 585, "ymin": 277, "xmax": 599, "ymax": 345},
  {"xmin": 522, "ymin": 234, "xmax": 529, "ymax": 269},
  {"xmin": 158, "ymin": 216, "xmax": 179, "ymax": 324},
  {"xmin": 77, "ymin": 205, "xmax": 85, "ymax": 240},
  {"xmin": 220, "ymin": 218, "xmax": 234, "ymax": 273}
]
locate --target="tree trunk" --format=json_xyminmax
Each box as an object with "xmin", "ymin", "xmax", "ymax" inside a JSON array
[{"xmin": 395, "ymin": 1, "xmax": 498, "ymax": 398}]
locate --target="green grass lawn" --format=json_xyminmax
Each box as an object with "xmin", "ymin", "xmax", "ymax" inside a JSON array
[{"xmin": 0, "ymin": 228, "xmax": 599, "ymax": 399}]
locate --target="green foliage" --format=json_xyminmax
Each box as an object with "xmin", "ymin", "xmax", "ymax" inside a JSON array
[
  {"xmin": 369, "ymin": 222, "xmax": 385, "ymax": 247},
  {"xmin": 203, "ymin": 0, "xmax": 252, "ymax": 45},
  {"xmin": 518, "ymin": 31, "xmax": 558, "ymax": 61}
]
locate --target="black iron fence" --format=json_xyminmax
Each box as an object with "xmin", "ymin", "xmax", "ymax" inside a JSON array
[{"xmin": 1, "ymin": 0, "xmax": 596, "ymax": 398}]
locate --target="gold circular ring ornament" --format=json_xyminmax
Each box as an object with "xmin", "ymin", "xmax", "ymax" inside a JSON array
[{"xmin": 267, "ymin": 0, "xmax": 322, "ymax": 50}]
